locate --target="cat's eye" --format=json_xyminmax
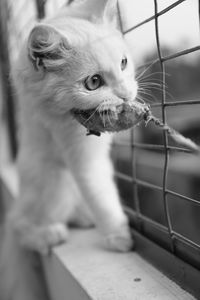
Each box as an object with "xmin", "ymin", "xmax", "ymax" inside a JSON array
[
  {"xmin": 84, "ymin": 74, "xmax": 104, "ymax": 91},
  {"xmin": 121, "ymin": 56, "xmax": 128, "ymax": 71}
]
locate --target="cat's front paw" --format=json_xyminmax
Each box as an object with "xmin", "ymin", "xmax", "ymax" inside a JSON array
[
  {"xmin": 42, "ymin": 223, "xmax": 69, "ymax": 254},
  {"xmin": 37, "ymin": 223, "xmax": 69, "ymax": 255},
  {"xmin": 105, "ymin": 225, "xmax": 134, "ymax": 252},
  {"xmin": 18, "ymin": 222, "xmax": 69, "ymax": 255}
]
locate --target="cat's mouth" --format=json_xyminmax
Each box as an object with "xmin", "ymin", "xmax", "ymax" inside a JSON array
[{"xmin": 71, "ymin": 101, "xmax": 150, "ymax": 136}]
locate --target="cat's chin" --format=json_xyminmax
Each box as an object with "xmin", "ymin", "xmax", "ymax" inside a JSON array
[{"xmin": 71, "ymin": 101, "xmax": 150, "ymax": 136}]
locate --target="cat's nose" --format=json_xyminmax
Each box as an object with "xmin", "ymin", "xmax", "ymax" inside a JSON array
[
  {"xmin": 115, "ymin": 80, "xmax": 138, "ymax": 102},
  {"xmin": 120, "ymin": 88, "xmax": 138, "ymax": 102},
  {"xmin": 126, "ymin": 82, "xmax": 138, "ymax": 101}
]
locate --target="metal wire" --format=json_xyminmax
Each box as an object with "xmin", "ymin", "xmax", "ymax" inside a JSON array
[
  {"xmin": 154, "ymin": 0, "xmax": 175, "ymax": 252},
  {"xmin": 162, "ymin": 45, "xmax": 200, "ymax": 62},
  {"xmin": 151, "ymin": 98, "xmax": 200, "ymax": 107},
  {"xmin": 131, "ymin": 130, "xmax": 142, "ymax": 230},
  {"xmin": 123, "ymin": 0, "xmax": 186, "ymax": 34},
  {"xmin": 113, "ymin": 141, "xmax": 194, "ymax": 154},
  {"xmin": 125, "ymin": 205, "xmax": 200, "ymax": 252},
  {"xmin": 116, "ymin": 171, "xmax": 200, "ymax": 208}
]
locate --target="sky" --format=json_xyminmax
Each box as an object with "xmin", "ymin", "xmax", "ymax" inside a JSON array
[{"xmin": 119, "ymin": 0, "xmax": 200, "ymax": 65}]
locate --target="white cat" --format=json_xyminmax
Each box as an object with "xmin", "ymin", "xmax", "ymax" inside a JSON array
[{"xmin": 0, "ymin": 0, "xmax": 138, "ymax": 299}]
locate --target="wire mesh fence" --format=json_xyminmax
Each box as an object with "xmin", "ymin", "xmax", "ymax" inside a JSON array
[{"xmin": 113, "ymin": 0, "xmax": 200, "ymax": 274}]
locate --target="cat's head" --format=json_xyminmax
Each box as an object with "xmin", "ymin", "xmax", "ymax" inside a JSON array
[{"xmin": 25, "ymin": 0, "xmax": 138, "ymax": 115}]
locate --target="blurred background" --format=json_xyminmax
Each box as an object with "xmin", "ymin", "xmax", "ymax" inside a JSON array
[
  {"xmin": 0, "ymin": 0, "xmax": 200, "ymax": 267},
  {"xmin": 113, "ymin": 0, "xmax": 200, "ymax": 262}
]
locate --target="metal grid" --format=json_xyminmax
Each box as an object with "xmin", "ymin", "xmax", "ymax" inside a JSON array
[{"xmin": 114, "ymin": 0, "xmax": 200, "ymax": 273}]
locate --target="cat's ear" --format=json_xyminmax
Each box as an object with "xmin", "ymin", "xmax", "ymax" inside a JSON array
[
  {"xmin": 27, "ymin": 24, "xmax": 70, "ymax": 71},
  {"xmin": 102, "ymin": 0, "xmax": 118, "ymax": 25},
  {"xmin": 72, "ymin": 0, "xmax": 118, "ymax": 27}
]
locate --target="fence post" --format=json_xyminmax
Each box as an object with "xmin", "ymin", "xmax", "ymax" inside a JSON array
[{"xmin": 0, "ymin": 0, "xmax": 17, "ymax": 159}]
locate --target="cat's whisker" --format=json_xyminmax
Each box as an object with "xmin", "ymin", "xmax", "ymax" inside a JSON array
[
  {"xmin": 137, "ymin": 85, "xmax": 161, "ymax": 102},
  {"xmin": 98, "ymin": 101, "xmax": 116, "ymax": 128},
  {"xmin": 138, "ymin": 95, "xmax": 158, "ymax": 104},
  {"xmin": 136, "ymin": 59, "xmax": 159, "ymax": 81},
  {"xmin": 136, "ymin": 94, "xmax": 153, "ymax": 104},
  {"xmin": 137, "ymin": 89, "xmax": 158, "ymax": 103},
  {"xmin": 137, "ymin": 59, "xmax": 159, "ymax": 70},
  {"xmin": 110, "ymin": 109, "xmax": 117, "ymax": 120},
  {"xmin": 98, "ymin": 103, "xmax": 106, "ymax": 127},
  {"xmin": 139, "ymin": 81, "xmax": 163, "ymax": 88},
  {"xmin": 139, "ymin": 84, "xmax": 164, "ymax": 93},
  {"xmin": 107, "ymin": 111, "xmax": 113, "ymax": 127},
  {"xmin": 138, "ymin": 76, "xmax": 166, "ymax": 87},
  {"xmin": 103, "ymin": 112, "xmax": 106, "ymax": 127},
  {"xmin": 138, "ymin": 86, "xmax": 162, "ymax": 95},
  {"xmin": 139, "ymin": 81, "xmax": 168, "ymax": 90},
  {"xmin": 100, "ymin": 110, "xmax": 106, "ymax": 128},
  {"xmin": 137, "ymin": 71, "xmax": 170, "ymax": 83},
  {"xmin": 139, "ymin": 83, "xmax": 174, "ymax": 100},
  {"xmin": 83, "ymin": 105, "xmax": 101, "ymax": 125},
  {"xmin": 137, "ymin": 69, "xmax": 171, "ymax": 100},
  {"xmin": 136, "ymin": 90, "xmax": 158, "ymax": 104}
]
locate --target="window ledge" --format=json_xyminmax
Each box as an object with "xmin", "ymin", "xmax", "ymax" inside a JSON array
[{"xmin": 42, "ymin": 229, "xmax": 196, "ymax": 300}]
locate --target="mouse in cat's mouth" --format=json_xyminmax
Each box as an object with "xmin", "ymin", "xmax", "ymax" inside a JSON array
[
  {"xmin": 71, "ymin": 101, "xmax": 150, "ymax": 136},
  {"xmin": 71, "ymin": 102, "xmax": 200, "ymax": 153}
]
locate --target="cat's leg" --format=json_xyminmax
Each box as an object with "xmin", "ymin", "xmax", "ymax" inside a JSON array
[
  {"xmin": 69, "ymin": 136, "xmax": 134, "ymax": 252},
  {"xmin": 69, "ymin": 202, "xmax": 95, "ymax": 228},
  {"xmin": 13, "ymin": 162, "xmax": 78, "ymax": 255}
]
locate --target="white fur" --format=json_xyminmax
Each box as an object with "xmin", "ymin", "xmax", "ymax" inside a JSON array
[{"xmin": 0, "ymin": 0, "xmax": 138, "ymax": 299}]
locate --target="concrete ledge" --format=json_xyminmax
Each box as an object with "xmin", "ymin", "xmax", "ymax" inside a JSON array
[{"xmin": 42, "ymin": 229, "xmax": 196, "ymax": 300}]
